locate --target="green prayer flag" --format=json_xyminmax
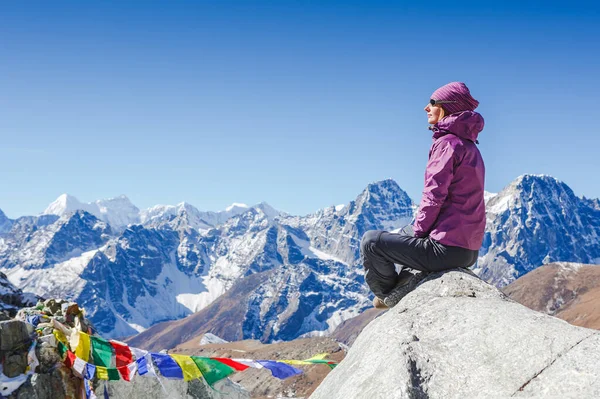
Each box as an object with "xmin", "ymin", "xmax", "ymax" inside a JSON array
[
  {"xmin": 90, "ymin": 336, "xmax": 113, "ymax": 367},
  {"xmin": 107, "ymin": 367, "xmax": 121, "ymax": 380},
  {"xmin": 191, "ymin": 356, "xmax": 235, "ymax": 386},
  {"xmin": 57, "ymin": 341, "xmax": 67, "ymax": 358}
]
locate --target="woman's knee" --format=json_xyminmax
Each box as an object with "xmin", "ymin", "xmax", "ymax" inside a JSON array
[{"xmin": 361, "ymin": 230, "xmax": 382, "ymax": 255}]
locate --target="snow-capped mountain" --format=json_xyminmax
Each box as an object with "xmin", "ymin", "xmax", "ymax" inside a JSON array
[
  {"xmin": 139, "ymin": 201, "xmax": 275, "ymax": 231},
  {"xmin": 285, "ymin": 179, "xmax": 415, "ymax": 265},
  {"xmin": 0, "ymin": 209, "xmax": 12, "ymax": 236},
  {"xmin": 476, "ymin": 174, "xmax": 600, "ymax": 286},
  {"xmin": 0, "ymin": 182, "xmax": 404, "ymax": 339},
  {"xmin": 1, "ymin": 176, "xmax": 599, "ymax": 343},
  {"xmin": 0, "ymin": 211, "xmax": 111, "ymax": 271},
  {"xmin": 43, "ymin": 194, "xmax": 140, "ymax": 230}
]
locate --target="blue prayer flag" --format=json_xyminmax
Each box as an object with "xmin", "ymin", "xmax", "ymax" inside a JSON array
[
  {"xmin": 151, "ymin": 353, "xmax": 184, "ymax": 379},
  {"xmin": 136, "ymin": 356, "xmax": 148, "ymax": 375},
  {"xmin": 257, "ymin": 361, "xmax": 302, "ymax": 379},
  {"xmin": 85, "ymin": 363, "xmax": 96, "ymax": 380}
]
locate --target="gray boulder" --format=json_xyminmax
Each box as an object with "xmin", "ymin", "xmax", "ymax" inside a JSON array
[
  {"xmin": 0, "ymin": 320, "xmax": 33, "ymax": 352},
  {"xmin": 97, "ymin": 375, "xmax": 249, "ymax": 399},
  {"xmin": 311, "ymin": 269, "xmax": 600, "ymax": 399}
]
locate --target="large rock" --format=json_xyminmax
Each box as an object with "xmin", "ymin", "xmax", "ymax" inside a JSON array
[
  {"xmin": 311, "ymin": 269, "xmax": 600, "ymax": 398},
  {"xmin": 0, "ymin": 320, "xmax": 33, "ymax": 352},
  {"xmin": 97, "ymin": 375, "xmax": 249, "ymax": 399}
]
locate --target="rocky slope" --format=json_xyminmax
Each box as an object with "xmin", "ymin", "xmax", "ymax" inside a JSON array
[
  {"xmin": 503, "ymin": 262, "xmax": 600, "ymax": 330},
  {"xmin": 312, "ymin": 269, "xmax": 600, "ymax": 398},
  {"xmin": 0, "ymin": 272, "xmax": 37, "ymax": 319}
]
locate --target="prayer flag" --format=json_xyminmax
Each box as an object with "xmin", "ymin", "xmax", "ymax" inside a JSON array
[
  {"xmin": 110, "ymin": 340, "xmax": 132, "ymax": 367},
  {"xmin": 107, "ymin": 368, "xmax": 120, "ymax": 381},
  {"xmin": 85, "ymin": 363, "xmax": 96, "ymax": 380},
  {"xmin": 84, "ymin": 378, "xmax": 97, "ymax": 399},
  {"xmin": 151, "ymin": 353, "xmax": 183, "ymax": 379},
  {"xmin": 73, "ymin": 358, "xmax": 87, "ymax": 376},
  {"xmin": 190, "ymin": 357, "xmax": 235, "ymax": 386},
  {"xmin": 127, "ymin": 362, "xmax": 137, "ymax": 381},
  {"xmin": 171, "ymin": 354, "xmax": 202, "ymax": 381},
  {"xmin": 257, "ymin": 361, "xmax": 302, "ymax": 379},
  {"xmin": 136, "ymin": 356, "xmax": 148, "ymax": 376},
  {"xmin": 117, "ymin": 365, "xmax": 131, "ymax": 381},
  {"xmin": 212, "ymin": 358, "xmax": 250, "ymax": 371},
  {"xmin": 64, "ymin": 351, "xmax": 76, "ymax": 368},
  {"xmin": 76, "ymin": 332, "xmax": 91, "ymax": 362},
  {"xmin": 96, "ymin": 366, "xmax": 109, "ymax": 380},
  {"xmin": 54, "ymin": 330, "xmax": 68, "ymax": 346},
  {"xmin": 90, "ymin": 336, "xmax": 113, "ymax": 367}
]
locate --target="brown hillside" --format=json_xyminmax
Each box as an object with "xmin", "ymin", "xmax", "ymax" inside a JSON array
[{"xmin": 502, "ymin": 262, "xmax": 600, "ymax": 330}]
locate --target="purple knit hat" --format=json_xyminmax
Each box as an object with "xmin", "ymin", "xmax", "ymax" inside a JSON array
[{"xmin": 431, "ymin": 82, "xmax": 479, "ymax": 115}]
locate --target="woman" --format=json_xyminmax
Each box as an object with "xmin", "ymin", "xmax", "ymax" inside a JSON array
[{"xmin": 360, "ymin": 82, "xmax": 486, "ymax": 309}]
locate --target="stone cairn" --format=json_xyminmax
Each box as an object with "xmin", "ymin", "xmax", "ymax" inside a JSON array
[{"xmin": 1, "ymin": 298, "xmax": 92, "ymax": 398}]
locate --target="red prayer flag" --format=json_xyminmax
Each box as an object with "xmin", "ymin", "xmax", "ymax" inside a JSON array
[
  {"xmin": 110, "ymin": 340, "xmax": 133, "ymax": 367},
  {"xmin": 64, "ymin": 350, "xmax": 76, "ymax": 368},
  {"xmin": 117, "ymin": 365, "xmax": 131, "ymax": 381},
  {"xmin": 212, "ymin": 358, "xmax": 250, "ymax": 371}
]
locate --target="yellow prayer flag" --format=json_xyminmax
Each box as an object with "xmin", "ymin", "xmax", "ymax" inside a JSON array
[
  {"xmin": 53, "ymin": 330, "xmax": 68, "ymax": 345},
  {"xmin": 280, "ymin": 360, "xmax": 312, "ymax": 365},
  {"xmin": 306, "ymin": 353, "xmax": 329, "ymax": 361},
  {"xmin": 171, "ymin": 354, "xmax": 202, "ymax": 381},
  {"xmin": 96, "ymin": 366, "xmax": 109, "ymax": 380},
  {"xmin": 76, "ymin": 332, "xmax": 91, "ymax": 362}
]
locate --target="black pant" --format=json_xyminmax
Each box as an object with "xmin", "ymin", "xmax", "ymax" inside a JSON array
[{"xmin": 360, "ymin": 230, "xmax": 479, "ymax": 298}]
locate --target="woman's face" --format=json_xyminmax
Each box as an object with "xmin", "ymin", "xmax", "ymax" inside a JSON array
[{"xmin": 424, "ymin": 103, "xmax": 444, "ymax": 125}]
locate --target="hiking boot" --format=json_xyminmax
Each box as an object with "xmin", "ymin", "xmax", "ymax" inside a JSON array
[
  {"xmin": 364, "ymin": 268, "xmax": 397, "ymax": 300},
  {"xmin": 383, "ymin": 271, "xmax": 429, "ymax": 308},
  {"xmin": 372, "ymin": 296, "xmax": 389, "ymax": 309}
]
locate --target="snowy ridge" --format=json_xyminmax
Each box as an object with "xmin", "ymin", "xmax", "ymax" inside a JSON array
[{"xmin": 43, "ymin": 194, "xmax": 140, "ymax": 230}]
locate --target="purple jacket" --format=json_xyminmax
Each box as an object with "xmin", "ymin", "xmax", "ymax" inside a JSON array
[{"xmin": 412, "ymin": 110, "xmax": 486, "ymax": 250}]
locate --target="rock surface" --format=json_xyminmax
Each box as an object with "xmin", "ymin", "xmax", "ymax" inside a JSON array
[
  {"xmin": 97, "ymin": 376, "xmax": 249, "ymax": 399},
  {"xmin": 311, "ymin": 269, "xmax": 600, "ymax": 399}
]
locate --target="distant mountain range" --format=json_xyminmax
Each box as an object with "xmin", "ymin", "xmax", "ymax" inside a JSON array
[{"xmin": 0, "ymin": 174, "xmax": 599, "ymax": 344}]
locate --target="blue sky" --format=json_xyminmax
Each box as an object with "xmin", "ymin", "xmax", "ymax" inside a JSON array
[{"xmin": 1, "ymin": 1, "xmax": 599, "ymax": 218}]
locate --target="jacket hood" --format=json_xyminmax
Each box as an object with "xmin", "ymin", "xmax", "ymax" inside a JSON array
[{"xmin": 432, "ymin": 110, "xmax": 485, "ymax": 143}]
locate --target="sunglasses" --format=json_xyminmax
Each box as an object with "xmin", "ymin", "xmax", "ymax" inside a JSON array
[{"xmin": 430, "ymin": 99, "xmax": 457, "ymax": 106}]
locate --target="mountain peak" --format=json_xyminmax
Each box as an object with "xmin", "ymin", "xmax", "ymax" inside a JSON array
[
  {"xmin": 43, "ymin": 194, "xmax": 85, "ymax": 216},
  {"xmin": 356, "ymin": 179, "xmax": 413, "ymax": 212},
  {"xmin": 225, "ymin": 203, "xmax": 249, "ymax": 212},
  {"xmin": 364, "ymin": 178, "xmax": 400, "ymax": 193},
  {"xmin": 252, "ymin": 202, "xmax": 281, "ymax": 219},
  {"xmin": 42, "ymin": 194, "xmax": 139, "ymax": 229},
  {"xmin": 487, "ymin": 174, "xmax": 577, "ymax": 216}
]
